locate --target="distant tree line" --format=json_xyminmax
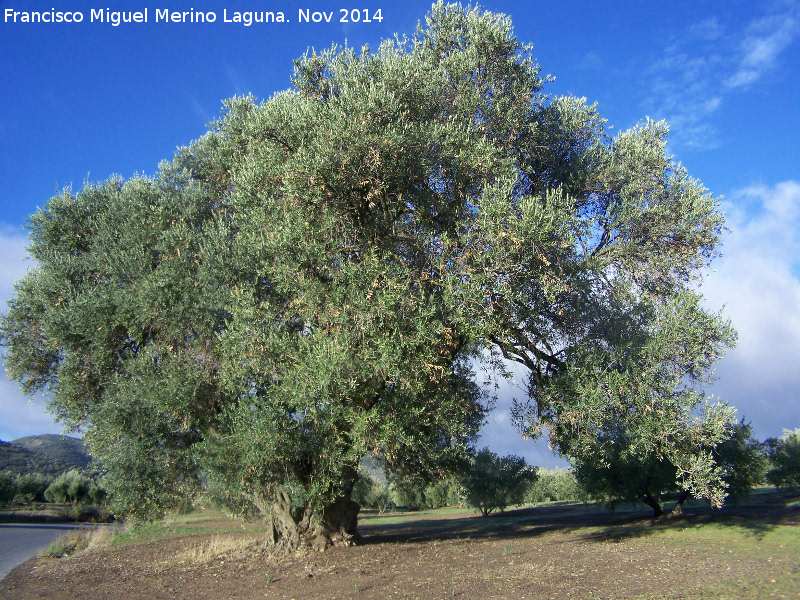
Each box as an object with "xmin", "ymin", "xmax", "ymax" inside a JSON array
[
  {"xmin": 352, "ymin": 427, "xmax": 800, "ymax": 518},
  {"xmin": 353, "ymin": 449, "xmax": 583, "ymax": 516},
  {"xmin": 0, "ymin": 469, "xmax": 107, "ymax": 508},
  {"xmin": 4, "ymin": 426, "xmax": 796, "ymax": 519},
  {"xmin": 353, "ymin": 450, "xmax": 572, "ymax": 515}
]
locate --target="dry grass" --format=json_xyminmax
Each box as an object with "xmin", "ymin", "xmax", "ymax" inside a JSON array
[
  {"xmin": 41, "ymin": 531, "xmax": 89, "ymax": 559},
  {"xmin": 173, "ymin": 533, "xmax": 271, "ymax": 566},
  {"xmin": 40, "ymin": 525, "xmax": 118, "ymax": 559},
  {"xmin": 86, "ymin": 525, "xmax": 116, "ymax": 550}
]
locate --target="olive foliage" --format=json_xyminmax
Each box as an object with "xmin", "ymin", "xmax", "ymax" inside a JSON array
[{"xmin": 1, "ymin": 2, "xmax": 737, "ymax": 545}]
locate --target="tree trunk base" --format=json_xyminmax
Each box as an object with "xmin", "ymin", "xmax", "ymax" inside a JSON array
[
  {"xmin": 249, "ymin": 488, "xmax": 361, "ymax": 554},
  {"xmin": 643, "ymin": 492, "xmax": 665, "ymax": 518},
  {"xmin": 315, "ymin": 496, "xmax": 361, "ymax": 550}
]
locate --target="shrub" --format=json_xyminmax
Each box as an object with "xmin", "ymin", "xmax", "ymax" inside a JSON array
[{"xmin": 69, "ymin": 504, "xmax": 115, "ymax": 523}]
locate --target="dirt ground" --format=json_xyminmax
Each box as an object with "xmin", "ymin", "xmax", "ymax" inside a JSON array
[{"xmin": 2, "ymin": 495, "xmax": 799, "ymax": 600}]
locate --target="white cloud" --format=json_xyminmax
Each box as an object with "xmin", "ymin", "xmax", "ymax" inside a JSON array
[
  {"xmin": 480, "ymin": 411, "xmax": 568, "ymax": 469},
  {"xmin": 0, "ymin": 224, "xmax": 64, "ymax": 441},
  {"xmin": 0, "ymin": 364, "xmax": 63, "ymax": 442},
  {"xmin": 477, "ymin": 357, "xmax": 568, "ymax": 468},
  {"xmin": 0, "ymin": 224, "xmax": 33, "ymax": 303},
  {"xmin": 702, "ymin": 181, "xmax": 800, "ymax": 439},
  {"xmin": 226, "ymin": 66, "xmax": 248, "ymax": 95},
  {"xmin": 575, "ymin": 51, "xmax": 603, "ymax": 71},
  {"xmin": 190, "ymin": 96, "xmax": 213, "ymax": 126},
  {"xmin": 726, "ymin": 7, "xmax": 800, "ymax": 90},
  {"xmin": 641, "ymin": 41, "xmax": 725, "ymax": 151},
  {"xmin": 686, "ymin": 17, "xmax": 724, "ymax": 42},
  {"xmin": 640, "ymin": 3, "xmax": 799, "ymax": 152}
]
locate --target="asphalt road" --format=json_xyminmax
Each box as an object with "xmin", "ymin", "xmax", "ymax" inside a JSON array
[{"xmin": 0, "ymin": 523, "xmax": 87, "ymax": 580}]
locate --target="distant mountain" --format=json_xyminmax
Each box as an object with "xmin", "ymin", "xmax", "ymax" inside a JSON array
[{"xmin": 0, "ymin": 434, "xmax": 92, "ymax": 476}]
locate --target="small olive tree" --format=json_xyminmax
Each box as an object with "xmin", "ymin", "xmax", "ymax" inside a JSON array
[
  {"xmin": 462, "ymin": 449, "xmax": 537, "ymax": 517},
  {"xmin": 44, "ymin": 470, "xmax": 106, "ymax": 505},
  {"xmin": 712, "ymin": 420, "xmax": 767, "ymax": 504},
  {"xmin": 12, "ymin": 473, "xmax": 53, "ymax": 504},
  {"xmin": 766, "ymin": 428, "xmax": 800, "ymax": 491},
  {"xmin": 574, "ymin": 417, "xmax": 765, "ymax": 517}
]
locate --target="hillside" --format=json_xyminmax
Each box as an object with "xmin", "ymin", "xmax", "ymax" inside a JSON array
[{"xmin": 0, "ymin": 435, "xmax": 92, "ymax": 475}]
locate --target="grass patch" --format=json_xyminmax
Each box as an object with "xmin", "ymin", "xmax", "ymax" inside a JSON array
[
  {"xmin": 42, "ymin": 532, "xmax": 88, "ymax": 558},
  {"xmin": 41, "ymin": 526, "xmax": 115, "ymax": 559},
  {"xmin": 360, "ymin": 506, "xmax": 474, "ymax": 526},
  {"xmin": 617, "ymin": 521, "xmax": 800, "ymax": 599},
  {"xmin": 109, "ymin": 509, "xmax": 270, "ymax": 547}
]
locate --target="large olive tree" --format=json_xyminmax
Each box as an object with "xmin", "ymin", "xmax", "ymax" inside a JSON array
[{"xmin": 1, "ymin": 2, "xmax": 736, "ymax": 547}]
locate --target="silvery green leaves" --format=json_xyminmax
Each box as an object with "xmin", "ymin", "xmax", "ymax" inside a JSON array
[{"xmin": 0, "ymin": 2, "xmax": 737, "ymax": 537}]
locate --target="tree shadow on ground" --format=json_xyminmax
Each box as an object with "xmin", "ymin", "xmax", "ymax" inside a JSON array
[
  {"xmin": 360, "ymin": 501, "xmax": 653, "ymax": 546},
  {"xmin": 358, "ymin": 491, "xmax": 799, "ymax": 547}
]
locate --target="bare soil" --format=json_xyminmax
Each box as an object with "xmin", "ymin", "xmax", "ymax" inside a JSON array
[{"xmin": 2, "ymin": 494, "xmax": 799, "ymax": 600}]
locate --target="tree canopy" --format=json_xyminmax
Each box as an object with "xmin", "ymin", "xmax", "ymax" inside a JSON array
[{"xmin": 1, "ymin": 2, "xmax": 737, "ymax": 546}]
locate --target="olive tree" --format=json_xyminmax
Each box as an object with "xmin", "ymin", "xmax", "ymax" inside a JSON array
[
  {"xmin": 462, "ymin": 449, "xmax": 536, "ymax": 517},
  {"xmin": 713, "ymin": 420, "xmax": 767, "ymax": 504},
  {"xmin": 44, "ymin": 470, "xmax": 106, "ymax": 505},
  {"xmin": 766, "ymin": 428, "xmax": 800, "ymax": 491},
  {"xmin": 531, "ymin": 292, "xmax": 739, "ymax": 517},
  {"xmin": 1, "ymin": 2, "xmax": 736, "ymax": 547},
  {"xmin": 571, "ymin": 412, "xmax": 763, "ymax": 517}
]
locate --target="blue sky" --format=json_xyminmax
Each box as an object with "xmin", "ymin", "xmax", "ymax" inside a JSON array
[{"xmin": 1, "ymin": 0, "xmax": 799, "ymax": 467}]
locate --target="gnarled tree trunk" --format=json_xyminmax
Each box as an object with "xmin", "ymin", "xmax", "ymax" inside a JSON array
[
  {"xmin": 314, "ymin": 494, "xmax": 360, "ymax": 550},
  {"xmin": 248, "ymin": 465, "xmax": 361, "ymax": 553}
]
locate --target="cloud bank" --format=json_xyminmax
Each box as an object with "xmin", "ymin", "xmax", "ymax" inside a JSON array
[
  {"xmin": 703, "ymin": 181, "xmax": 800, "ymax": 438},
  {"xmin": 0, "ymin": 224, "xmax": 64, "ymax": 441}
]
